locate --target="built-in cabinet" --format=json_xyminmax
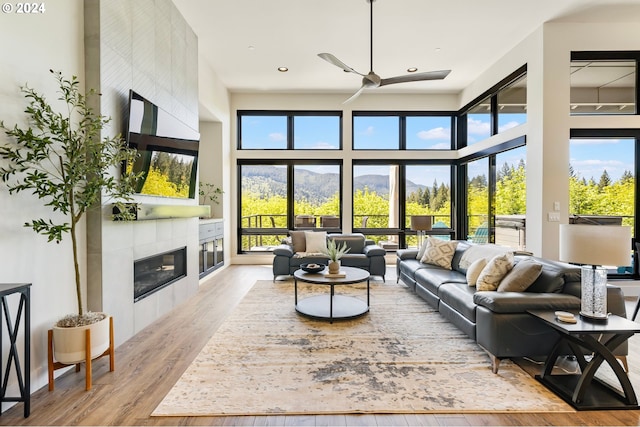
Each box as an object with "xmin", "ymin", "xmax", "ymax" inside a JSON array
[{"xmin": 199, "ymin": 219, "xmax": 224, "ymax": 278}]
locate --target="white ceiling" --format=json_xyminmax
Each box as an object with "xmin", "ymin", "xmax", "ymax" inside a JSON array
[{"xmin": 173, "ymin": 0, "xmax": 640, "ymax": 96}]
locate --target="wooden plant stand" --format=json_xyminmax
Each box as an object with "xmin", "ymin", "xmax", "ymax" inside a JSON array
[{"xmin": 47, "ymin": 316, "xmax": 115, "ymax": 391}]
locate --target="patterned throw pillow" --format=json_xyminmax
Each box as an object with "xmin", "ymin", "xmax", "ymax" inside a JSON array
[
  {"xmin": 420, "ymin": 237, "xmax": 459, "ymax": 270},
  {"xmin": 476, "ymin": 252, "xmax": 514, "ymax": 291},
  {"xmin": 466, "ymin": 258, "xmax": 488, "ymax": 287}
]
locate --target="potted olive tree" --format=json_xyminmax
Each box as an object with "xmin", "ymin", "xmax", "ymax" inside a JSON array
[{"xmin": 0, "ymin": 70, "xmax": 139, "ymax": 367}]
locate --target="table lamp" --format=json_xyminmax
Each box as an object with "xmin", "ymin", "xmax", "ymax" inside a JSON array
[
  {"xmin": 410, "ymin": 215, "xmax": 432, "ymax": 248},
  {"xmin": 559, "ymin": 224, "xmax": 631, "ymax": 321}
]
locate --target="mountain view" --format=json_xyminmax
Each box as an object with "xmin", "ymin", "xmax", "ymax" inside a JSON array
[{"xmin": 241, "ymin": 165, "xmax": 426, "ymax": 203}]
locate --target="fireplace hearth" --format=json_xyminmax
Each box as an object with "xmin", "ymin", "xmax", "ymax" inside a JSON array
[{"xmin": 134, "ymin": 247, "xmax": 187, "ymax": 302}]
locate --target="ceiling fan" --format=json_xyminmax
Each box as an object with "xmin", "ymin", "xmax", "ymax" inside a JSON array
[{"xmin": 318, "ymin": 0, "xmax": 451, "ymax": 104}]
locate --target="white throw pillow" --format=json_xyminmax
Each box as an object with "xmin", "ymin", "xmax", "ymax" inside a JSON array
[
  {"xmin": 420, "ymin": 237, "xmax": 458, "ymax": 270},
  {"xmin": 466, "ymin": 258, "xmax": 488, "ymax": 287},
  {"xmin": 304, "ymin": 231, "xmax": 327, "ymax": 254},
  {"xmin": 476, "ymin": 252, "xmax": 514, "ymax": 291}
]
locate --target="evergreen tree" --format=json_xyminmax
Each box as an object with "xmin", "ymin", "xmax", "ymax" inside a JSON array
[{"xmin": 598, "ymin": 170, "xmax": 611, "ymax": 191}]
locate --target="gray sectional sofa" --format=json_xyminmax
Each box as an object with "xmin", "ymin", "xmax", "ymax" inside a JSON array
[
  {"xmin": 273, "ymin": 232, "xmax": 386, "ymax": 281},
  {"xmin": 397, "ymin": 240, "xmax": 628, "ymax": 373}
]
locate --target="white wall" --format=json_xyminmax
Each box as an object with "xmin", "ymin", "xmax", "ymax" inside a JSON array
[{"xmin": 0, "ymin": 0, "xmax": 84, "ymax": 400}]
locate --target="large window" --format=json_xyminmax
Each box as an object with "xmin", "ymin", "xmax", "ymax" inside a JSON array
[
  {"xmin": 353, "ymin": 112, "xmax": 454, "ymax": 150},
  {"xmin": 569, "ymin": 132, "xmax": 637, "ymax": 275},
  {"xmin": 570, "ymin": 52, "xmax": 638, "ymax": 116},
  {"xmin": 497, "ymin": 74, "xmax": 527, "ymax": 133},
  {"xmin": 238, "ymin": 161, "xmax": 343, "ymax": 252},
  {"xmin": 495, "ymin": 146, "xmax": 527, "ymax": 250},
  {"xmin": 405, "ymin": 164, "xmax": 452, "ymax": 247},
  {"xmin": 466, "ymin": 157, "xmax": 490, "ymax": 243},
  {"xmin": 462, "ymin": 142, "xmax": 527, "ymax": 250},
  {"xmin": 459, "ymin": 66, "xmax": 527, "ymax": 148},
  {"xmin": 352, "ymin": 115, "xmax": 399, "ymax": 150},
  {"xmin": 238, "ymin": 111, "xmax": 342, "ymax": 149}
]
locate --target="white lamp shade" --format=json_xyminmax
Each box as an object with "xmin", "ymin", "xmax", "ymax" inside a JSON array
[
  {"xmin": 410, "ymin": 215, "xmax": 432, "ymax": 231},
  {"xmin": 559, "ymin": 224, "xmax": 631, "ymax": 266}
]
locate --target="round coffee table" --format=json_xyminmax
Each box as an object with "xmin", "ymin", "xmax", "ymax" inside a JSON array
[{"xmin": 293, "ymin": 266, "xmax": 370, "ymax": 323}]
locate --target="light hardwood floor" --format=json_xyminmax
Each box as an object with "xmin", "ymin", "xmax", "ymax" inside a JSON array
[{"xmin": 2, "ymin": 264, "xmax": 640, "ymax": 426}]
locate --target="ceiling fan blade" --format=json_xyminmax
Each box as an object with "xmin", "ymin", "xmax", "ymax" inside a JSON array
[
  {"xmin": 380, "ymin": 70, "xmax": 451, "ymax": 87},
  {"xmin": 318, "ymin": 53, "xmax": 366, "ymax": 76},
  {"xmin": 343, "ymin": 84, "xmax": 367, "ymax": 104}
]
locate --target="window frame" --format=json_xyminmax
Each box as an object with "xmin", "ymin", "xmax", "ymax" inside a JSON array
[
  {"xmin": 352, "ymin": 111, "xmax": 456, "ymax": 151},
  {"xmin": 570, "ymin": 51, "xmax": 640, "ymax": 117},
  {"xmin": 570, "ymin": 128, "xmax": 640, "ymax": 278},
  {"xmin": 237, "ymin": 159, "xmax": 344, "ymax": 253},
  {"xmin": 237, "ymin": 110, "xmax": 343, "ymax": 150}
]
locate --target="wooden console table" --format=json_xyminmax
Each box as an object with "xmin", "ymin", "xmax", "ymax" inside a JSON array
[{"xmin": 0, "ymin": 283, "xmax": 30, "ymax": 418}]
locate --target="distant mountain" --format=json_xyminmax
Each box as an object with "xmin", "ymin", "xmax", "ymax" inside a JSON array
[{"xmin": 241, "ymin": 165, "xmax": 426, "ymax": 202}]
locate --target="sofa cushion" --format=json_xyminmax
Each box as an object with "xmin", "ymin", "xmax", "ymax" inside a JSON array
[
  {"xmin": 415, "ymin": 267, "xmax": 467, "ymax": 296},
  {"xmin": 474, "ymin": 291, "xmax": 580, "ymax": 314},
  {"xmin": 289, "ymin": 230, "xmax": 306, "ymax": 253},
  {"xmin": 497, "ymin": 258, "xmax": 542, "ymax": 292},
  {"xmin": 305, "ymin": 231, "xmax": 327, "ymax": 253},
  {"xmin": 476, "ymin": 252, "xmax": 514, "ymax": 291},
  {"xmin": 329, "ymin": 233, "xmax": 365, "ymax": 254},
  {"xmin": 420, "ymin": 237, "xmax": 458, "ymax": 270},
  {"xmin": 439, "ymin": 282, "xmax": 477, "ymax": 322},
  {"xmin": 525, "ymin": 257, "xmax": 579, "ymax": 293}
]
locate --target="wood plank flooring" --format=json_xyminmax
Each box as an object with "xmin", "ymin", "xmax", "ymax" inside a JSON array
[{"xmin": 2, "ymin": 264, "xmax": 640, "ymax": 425}]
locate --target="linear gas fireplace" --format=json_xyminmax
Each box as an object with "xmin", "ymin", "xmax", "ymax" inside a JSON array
[{"xmin": 134, "ymin": 247, "xmax": 187, "ymax": 302}]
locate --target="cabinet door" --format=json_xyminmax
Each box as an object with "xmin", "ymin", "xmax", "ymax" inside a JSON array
[{"xmin": 215, "ymin": 237, "xmax": 224, "ymax": 267}]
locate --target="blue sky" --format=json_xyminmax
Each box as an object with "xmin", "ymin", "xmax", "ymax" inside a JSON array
[
  {"xmin": 240, "ymin": 114, "xmax": 636, "ymax": 186},
  {"xmin": 570, "ymin": 138, "xmax": 634, "ymax": 182}
]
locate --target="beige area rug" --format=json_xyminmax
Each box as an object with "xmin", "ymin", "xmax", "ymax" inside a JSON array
[{"xmin": 152, "ymin": 280, "xmax": 572, "ymax": 416}]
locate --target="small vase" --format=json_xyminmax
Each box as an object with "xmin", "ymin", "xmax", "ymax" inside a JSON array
[{"xmin": 328, "ymin": 260, "xmax": 340, "ymax": 274}]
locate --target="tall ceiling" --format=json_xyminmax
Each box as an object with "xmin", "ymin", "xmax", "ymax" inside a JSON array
[{"xmin": 173, "ymin": 0, "xmax": 640, "ymax": 96}]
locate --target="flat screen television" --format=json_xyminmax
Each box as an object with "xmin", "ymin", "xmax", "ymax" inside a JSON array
[{"xmin": 125, "ymin": 90, "xmax": 200, "ymax": 199}]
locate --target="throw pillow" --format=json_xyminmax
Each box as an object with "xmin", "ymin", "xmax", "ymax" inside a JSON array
[
  {"xmin": 420, "ymin": 237, "xmax": 458, "ymax": 270},
  {"xmin": 476, "ymin": 252, "xmax": 514, "ymax": 291},
  {"xmin": 497, "ymin": 258, "xmax": 543, "ymax": 292},
  {"xmin": 289, "ymin": 230, "xmax": 306, "ymax": 253},
  {"xmin": 304, "ymin": 231, "xmax": 327, "ymax": 254},
  {"xmin": 466, "ymin": 258, "xmax": 488, "ymax": 287}
]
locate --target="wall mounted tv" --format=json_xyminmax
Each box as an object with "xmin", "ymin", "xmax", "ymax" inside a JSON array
[{"xmin": 126, "ymin": 90, "xmax": 200, "ymax": 199}]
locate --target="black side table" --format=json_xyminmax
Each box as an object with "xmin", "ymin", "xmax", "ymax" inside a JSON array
[
  {"xmin": 0, "ymin": 283, "xmax": 30, "ymax": 418},
  {"xmin": 528, "ymin": 310, "xmax": 640, "ymax": 410}
]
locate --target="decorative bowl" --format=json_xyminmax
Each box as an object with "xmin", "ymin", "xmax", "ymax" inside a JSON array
[{"xmin": 300, "ymin": 263, "xmax": 325, "ymax": 273}]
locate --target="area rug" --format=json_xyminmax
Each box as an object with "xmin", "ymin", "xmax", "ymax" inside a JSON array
[{"xmin": 152, "ymin": 280, "xmax": 572, "ymax": 416}]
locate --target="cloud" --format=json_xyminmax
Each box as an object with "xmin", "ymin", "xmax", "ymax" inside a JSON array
[
  {"xmin": 269, "ymin": 132, "xmax": 285, "ymax": 142},
  {"xmin": 361, "ymin": 126, "xmax": 375, "ymax": 136},
  {"xmin": 467, "ymin": 118, "xmax": 490, "ymax": 135},
  {"xmin": 417, "ymin": 127, "xmax": 449, "ymax": 140},
  {"xmin": 428, "ymin": 142, "xmax": 451, "ymax": 149}
]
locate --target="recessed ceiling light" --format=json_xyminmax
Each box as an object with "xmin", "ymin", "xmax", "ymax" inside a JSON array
[
  {"xmin": 435, "ymin": 47, "xmax": 441, "ymax": 52},
  {"xmin": 248, "ymin": 45, "xmax": 255, "ymax": 50},
  {"xmin": 407, "ymin": 67, "xmax": 418, "ymax": 73},
  {"xmin": 277, "ymin": 67, "xmax": 288, "ymax": 72}
]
